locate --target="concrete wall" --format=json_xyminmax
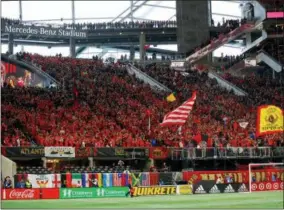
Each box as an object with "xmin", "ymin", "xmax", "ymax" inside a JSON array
[
  {"xmin": 176, "ymin": 0, "xmax": 210, "ymax": 54},
  {"xmin": 1, "ymin": 155, "xmax": 17, "ymax": 185}
]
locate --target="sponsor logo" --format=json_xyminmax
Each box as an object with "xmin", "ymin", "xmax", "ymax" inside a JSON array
[
  {"xmin": 259, "ymin": 183, "xmax": 265, "ymax": 190},
  {"xmin": 224, "ymin": 184, "xmax": 235, "ymax": 193},
  {"xmin": 238, "ymin": 184, "xmax": 248, "ymax": 192},
  {"xmin": 280, "ymin": 182, "xmax": 283, "ymax": 190},
  {"xmin": 266, "ymin": 183, "xmax": 272, "ymax": 190},
  {"xmin": 209, "ymin": 185, "xmax": 220, "ymax": 194},
  {"xmin": 251, "ymin": 183, "xmax": 257, "ymax": 191},
  {"xmin": 194, "ymin": 185, "xmax": 207, "ymax": 194},
  {"xmin": 178, "ymin": 185, "xmax": 193, "ymax": 195},
  {"xmin": 4, "ymin": 189, "xmax": 36, "ymax": 199},
  {"xmin": 62, "ymin": 189, "xmax": 93, "ymax": 198},
  {"xmin": 133, "ymin": 186, "xmax": 176, "ymax": 196},
  {"xmin": 273, "ymin": 183, "xmax": 279, "ymax": 190}
]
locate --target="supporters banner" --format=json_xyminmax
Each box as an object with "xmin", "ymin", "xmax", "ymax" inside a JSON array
[
  {"xmin": 183, "ymin": 169, "xmax": 284, "ymax": 185},
  {"xmin": 149, "ymin": 147, "xmax": 169, "ymax": 159},
  {"xmin": 251, "ymin": 181, "xmax": 283, "ymax": 192},
  {"xmin": 2, "ymin": 189, "xmax": 40, "ymax": 200},
  {"xmin": 256, "ymin": 105, "xmax": 284, "ymax": 136},
  {"xmin": 133, "ymin": 186, "xmax": 177, "ymax": 196},
  {"xmin": 3, "ymin": 147, "xmax": 45, "ymax": 157},
  {"xmin": 59, "ymin": 187, "xmax": 128, "ymax": 199},
  {"xmin": 44, "ymin": 147, "xmax": 75, "ymax": 158},
  {"xmin": 27, "ymin": 174, "xmax": 61, "ymax": 188},
  {"xmin": 75, "ymin": 147, "xmax": 92, "ymax": 158},
  {"xmin": 95, "ymin": 148, "xmax": 148, "ymax": 159}
]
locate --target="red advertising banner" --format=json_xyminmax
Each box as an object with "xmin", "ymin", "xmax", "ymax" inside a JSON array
[
  {"xmin": 1, "ymin": 189, "xmax": 40, "ymax": 200},
  {"xmin": 149, "ymin": 147, "xmax": 169, "ymax": 159},
  {"xmin": 183, "ymin": 169, "xmax": 284, "ymax": 184},
  {"xmin": 251, "ymin": 181, "xmax": 283, "ymax": 191},
  {"xmin": 41, "ymin": 188, "xmax": 60, "ymax": 199}
]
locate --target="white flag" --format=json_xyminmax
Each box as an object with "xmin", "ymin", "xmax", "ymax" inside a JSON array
[
  {"xmin": 28, "ymin": 174, "xmax": 54, "ymax": 188},
  {"xmin": 239, "ymin": 121, "xmax": 249, "ymax": 129}
]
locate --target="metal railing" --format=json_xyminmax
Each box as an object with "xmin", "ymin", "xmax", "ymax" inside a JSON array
[{"xmin": 171, "ymin": 147, "xmax": 283, "ymax": 160}]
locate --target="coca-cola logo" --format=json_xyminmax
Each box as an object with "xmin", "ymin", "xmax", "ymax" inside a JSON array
[{"xmin": 9, "ymin": 189, "xmax": 35, "ymax": 199}]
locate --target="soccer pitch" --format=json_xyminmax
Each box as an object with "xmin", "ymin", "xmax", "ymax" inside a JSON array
[{"xmin": 1, "ymin": 191, "xmax": 283, "ymax": 209}]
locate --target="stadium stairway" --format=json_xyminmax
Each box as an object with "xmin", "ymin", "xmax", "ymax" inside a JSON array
[
  {"xmin": 208, "ymin": 71, "xmax": 248, "ymax": 96},
  {"xmin": 256, "ymin": 50, "xmax": 283, "ymax": 73},
  {"xmin": 186, "ymin": 0, "xmax": 267, "ymax": 65},
  {"xmin": 185, "ymin": 23, "xmax": 258, "ymax": 65},
  {"xmin": 127, "ymin": 64, "xmax": 172, "ymax": 93}
]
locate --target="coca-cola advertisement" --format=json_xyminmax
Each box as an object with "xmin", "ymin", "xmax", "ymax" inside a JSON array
[{"xmin": 1, "ymin": 189, "xmax": 40, "ymax": 200}]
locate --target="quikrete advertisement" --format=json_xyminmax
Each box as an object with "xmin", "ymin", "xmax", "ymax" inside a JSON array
[{"xmin": 133, "ymin": 186, "xmax": 176, "ymax": 196}]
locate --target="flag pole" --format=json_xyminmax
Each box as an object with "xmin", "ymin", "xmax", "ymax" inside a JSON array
[{"xmin": 148, "ymin": 116, "xmax": 151, "ymax": 133}]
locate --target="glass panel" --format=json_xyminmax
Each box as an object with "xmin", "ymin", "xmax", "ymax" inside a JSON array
[
  {"xmin": 22, "ymin": 1, "xmax": 71, "ymax": 22},
  {"xmin": 75, "ymin": 1, "xmax": 130, "ymax": 22},
  {"xmin": 1, "ymin": 1, "xmax": 20, "ymax": 19}
]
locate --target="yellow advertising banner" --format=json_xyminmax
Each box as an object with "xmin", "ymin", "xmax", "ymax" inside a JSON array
[
  {"xmin": 177, "ymin": 185, "xmax": 193, "ymax": 195},
  {"xmin": 256, "ymin": 105, "xmax": 283, "ymax": 136},
  {"xmin": 133, "ymin": 186, "xmax": 176, "ymax": 196}
]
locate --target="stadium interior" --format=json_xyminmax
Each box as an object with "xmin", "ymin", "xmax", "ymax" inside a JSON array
[{"xmin": 1, "ymin": 0, "xmax": 284, "ymax": 208}]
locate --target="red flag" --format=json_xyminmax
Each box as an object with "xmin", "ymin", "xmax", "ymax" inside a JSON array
[
  {"xmin": 66, "ymin": 172, "xmax": 72, "ymax": 188},
  {"xmin": 144, "ymin": 45, "xmax": 150, "ymax": 50},
  {"xmin": 160, "ymin": 91, "xmax": 197, "ymax": 126},
  {"xmin": 73, "ymin": 86, "xmax": 78, "ymax": 98}
]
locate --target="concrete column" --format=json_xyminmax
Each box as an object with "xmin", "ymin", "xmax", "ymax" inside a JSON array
[
  {"xmin": 246, "ymin": 33, "xmax": 252, "ymax": 46},
  {"xmin": 70, "ymin": 0, "xmax": 76, "ymax": 58},
  {"xmin": 8, "ymin": 34, "xmax": 14, "ymax": 55},
  {"xmin": 130, "ymin": 45, "xmax": 135, "ymax": 61},
  {"xmin": 41, "ymin": 157, "xmax": 47, "ymax": 168},
  {"xmin": 88, "ymin": 157, "xmax": 94, "ymax": 168},
  {"xmin": 70, "ymin": 37, "xmax": 76, "ymax": 58},
  {"xmin": 139, "ymin": 33, "xmax": 146, "ymax": 61}
]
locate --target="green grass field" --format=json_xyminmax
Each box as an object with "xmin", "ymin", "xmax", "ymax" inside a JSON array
[{"xmin": 2, "ymin": 191, "xmax": 283, "ymax": 209}]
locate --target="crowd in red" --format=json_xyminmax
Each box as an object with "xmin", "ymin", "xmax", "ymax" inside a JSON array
[
  {"xmin": 139, "ymin": 63, "xmax": 284, "ymax": 148},
  {"xmin": 1, "ymin": 53, "xmax": 283, "ymax": 148}
]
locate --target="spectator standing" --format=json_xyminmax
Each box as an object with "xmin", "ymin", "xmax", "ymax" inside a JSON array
[
  {"xmin": 16, "ymin": 179, "xmax": 26, "ymax": 188},
  {"xmin": 3, "ymin": 176, "xmax": 12, "ymax": 188}
]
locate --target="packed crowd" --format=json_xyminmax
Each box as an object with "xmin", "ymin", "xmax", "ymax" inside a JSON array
[
  {"xmin": 258, "ymin": 0, "xmax": 284, "ymax": 11},
  {"xmin": 222, "ymin": 72, "xmax": 284, "ymax": 108},
  {"xmin": 215, "ymin": 54, "xmax": 248, "ymax": 70},
  {"xmin": 2, "ymin": 52, "xmax": 283, "ymax": 149},
  {"xmin": 139, "ymin": 64, "xmax": 284, "ymax": 148},
  {"xmin": 1, "ymin": 17, "xmax": 177, "ymax": 30}
]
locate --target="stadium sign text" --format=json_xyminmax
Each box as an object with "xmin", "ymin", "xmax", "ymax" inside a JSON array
[
  {"xmin": 133, "ymin": 186, "xmax": 177, "ymax": 196},
  {"xmin": 4, "ymin": 25, "xmax": 87, "ymax": 38}
]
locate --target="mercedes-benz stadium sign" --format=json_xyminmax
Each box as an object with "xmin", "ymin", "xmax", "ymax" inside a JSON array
[{"xmin": 3, "ymin": 25, "xmax": 87, "ymax": 38}]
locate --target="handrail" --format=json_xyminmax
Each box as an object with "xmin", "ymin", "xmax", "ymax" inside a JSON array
[
  {"xmin": 208, "ymin": 71, "xmax": 248, "ymax": 96},
  {"xmin": 129, "ymin": 64, "xmax": 172, "ymax": 93}
]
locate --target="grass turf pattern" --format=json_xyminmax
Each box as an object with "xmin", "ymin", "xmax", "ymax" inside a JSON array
[{"xmin": 1, "ymin": 191, "xmax": 283, "ymax": 209}]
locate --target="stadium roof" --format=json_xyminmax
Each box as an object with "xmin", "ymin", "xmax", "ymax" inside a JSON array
[{"xmin": 1, "ymin": 0, "xmax": 243, "ymax": 57}]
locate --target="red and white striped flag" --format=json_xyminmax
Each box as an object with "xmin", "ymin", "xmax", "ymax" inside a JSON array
[{"xmin": 160, "ymin": 91, "xmax": 197, "ymax": 126}]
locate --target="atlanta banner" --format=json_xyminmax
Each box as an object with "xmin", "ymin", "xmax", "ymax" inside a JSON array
[{"xmin": 256, "ymin": 105, "xmax": 283, "ymax": 136}]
